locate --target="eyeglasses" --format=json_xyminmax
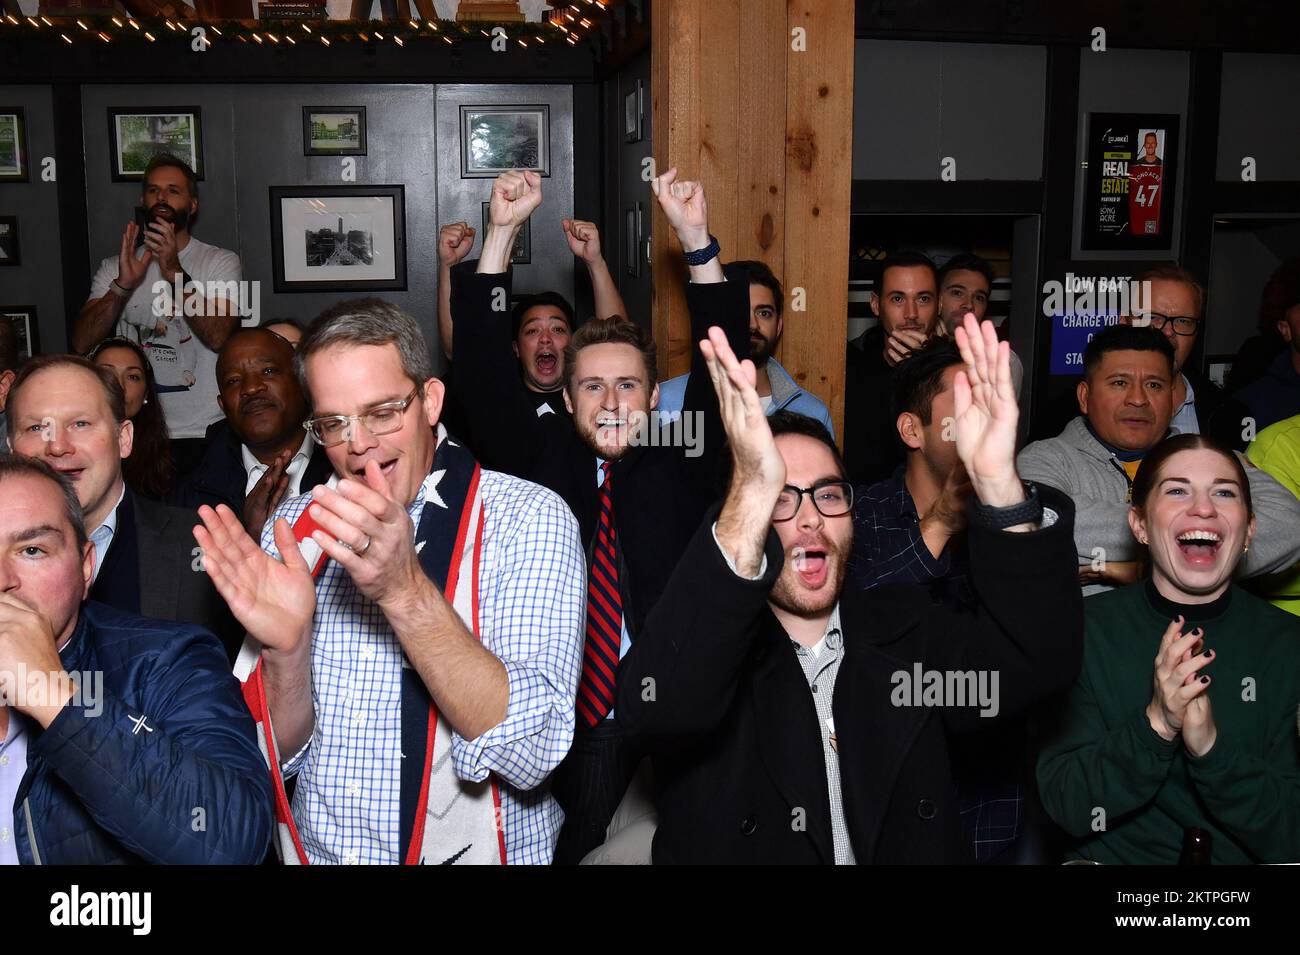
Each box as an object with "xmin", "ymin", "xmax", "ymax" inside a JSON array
[
  {"xmin": 304, "ymin": 386, "xmax": 420, "ymax": 447},
  {"xmin": 1147, "ymin": 313, "xmax": 1200, "ymax": 337},
  {"xmin": 773, "ymin": 482, "xmax": 854, "ymax": 522}
]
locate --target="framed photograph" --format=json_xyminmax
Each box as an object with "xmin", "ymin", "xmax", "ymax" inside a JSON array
[
  {"xmin": 623, "ymin": 81, "xmax": 643, "ymax": 144},
  {"xmin": 624, "ymin": 203, "xmax": 642, "ymax": 279},
  {"xmin": 108, "ymin": 108, "xmax": 204, "ymax": 182},
  {"xmin": 1, "ymin": 306, "xmax": 38, "ymax": 359},
  {"xmin": 480, "ymin": 201, "xmax": 530, "ymax": 265},
  {"xmin": 0, "ymin": 108, "xmax": 28, "ymax": 182},
  {"xmin": 0, "ymin": 216, "xmax": 18, "ymax": 266},
  {"xmin": 269, "ymin": 185, "xmax": 406, "ymax": 293},
  {"xmin": 303, "ymin": 107, "xmax": 367, "ymax": 156},
  {"xmin": 459, "ymin": 105, "xmax": 550, "ymax": 178}
]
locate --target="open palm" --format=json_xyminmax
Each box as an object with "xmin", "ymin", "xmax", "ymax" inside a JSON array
[
  {"xmin": 194, "ymin": 505, "xmax": 316, "ymax": 653},
  {"xmin": 951, "ymin": 312, "xmax": 1019, "ymax": 485}
]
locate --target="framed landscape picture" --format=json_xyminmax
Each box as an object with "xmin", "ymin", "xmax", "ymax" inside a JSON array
[
  {"xmin": 459, "ymin": 105, "xmax": 550, "ymax": 178},
  {"xmin": 0, "ymin": 216, "xmax": 19, "ymax": 266},
  {"xmin": 303, "ymin": 107, "xmax": 367, "ymax": 156},
  {"xmin": 1, "ymin": 306, "xmax": 38, "ymax": 359},
  {"xmin": 0, "ymin": 108, "xmax": 28, "ymax": 182},
  {"xmin": 269, "ymin": 185, "xmax": 406, "ymax": 293},
  {"xmin": 108, "ymin": 108, "xmax": 204, "ymax": 182},
  {"xmin": 480, "ymin": 200, "xmax": 530, "ymax": 265}
]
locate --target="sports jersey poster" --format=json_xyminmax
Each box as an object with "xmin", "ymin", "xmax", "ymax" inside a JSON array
[{"xmin": 1081, "ymin": 113, "xmax": 1179, "ymax": 251}]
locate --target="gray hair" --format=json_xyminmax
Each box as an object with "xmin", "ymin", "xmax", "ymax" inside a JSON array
[
  {"xmin": 295, "ymin": 298, "xmax": 434, "ymax": 397},
  {"xmin": 0, "ymin": 455, "xmax": 89, "ymax": 552}
]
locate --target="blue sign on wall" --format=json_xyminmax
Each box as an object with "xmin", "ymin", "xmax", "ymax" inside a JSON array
[{"xmin": 1050, "ymin": 313, "xmax": 1122, "ymax": 375}]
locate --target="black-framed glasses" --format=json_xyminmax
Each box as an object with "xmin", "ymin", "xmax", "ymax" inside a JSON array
[
  {"xmin": 1147, "ymin": 312, "xmax": 1200, "ymax": 337},
  {"xmin": 304, "ymin": 386, "xmax": 420, "ymax": 447},
  {"xmin": 773, "ymin": 481, "xmax": 854, "ymax": 522}
]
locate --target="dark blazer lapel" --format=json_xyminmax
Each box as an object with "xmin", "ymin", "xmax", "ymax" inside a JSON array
[
  {"xmin": 834, "ymin": 586, "xmax": 930, "ymax": 863},
  {"xmin": 303, "ymin": 443, "xmax": 334, "ymax": 489},
  {"xmin": 133, "ymin": 493, "xmax": 182, "ymax": 622},
  {"xmin": 749, "ymin": 614, "xmax": 835, "ymax": 864}
]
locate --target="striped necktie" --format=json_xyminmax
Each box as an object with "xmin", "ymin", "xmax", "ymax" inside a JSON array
[{"xmin": 578, "ymin": 461, "xmax": 622, "ymax": 727}]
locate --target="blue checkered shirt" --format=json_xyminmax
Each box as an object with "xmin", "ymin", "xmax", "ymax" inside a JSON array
[{"xmin": 263, "ymin": 467, "xmax": 585, "ymax": 865}]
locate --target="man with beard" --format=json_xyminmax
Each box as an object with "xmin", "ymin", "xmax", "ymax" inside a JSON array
[
  {"xmin": 844, "ymin": 251, "xmax": 940, "ymax": 484},
  {"xmin": 73, "ymin": 154, "xmax": 242, "ymax": 474},
  {"xmin": 616, "ymin": 316, "xmax": 1084, "ymax": 864},
  {"xmin": 450, "ymin": 167, "xmax": 743, "ymax": 862},
  {"xmin": 936, "ymin": 253, "xmax": 1024, "ymax": 398},
  {"xmin": 172, "ymin": 328, "xmax": 332, "ymax": 537},
  {"xmin": 1017, "ymin": 324, "xmax": 1300, "ymax": 596},
  {"xmin": 654, "ymin": 260, "xmax": 834, "ymax": 436}
]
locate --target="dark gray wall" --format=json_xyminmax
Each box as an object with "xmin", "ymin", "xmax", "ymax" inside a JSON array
[
  {"xmin": 1207, "ymin": 219, "xmax": 1300, "ymax": 355},
  {"xmin": 1217, "ymin": 53, "xmax": 1300, "ymax": 182},
  {"xmin": 435, "ymin": 82, "xmax": 575, "ymax": 317},
  {"xmin": 0, "ymin": 84, "xmax": 66, "ymax": 354},
  {"xmin": 603, "ymin": 47, "xmax": 652, "ymax": 327},
  {"xmin": 1070, "ymin": 49, "xmax": 1190, "ymax": 261},
  {"xmin": 851, "ymin": 40, "xmax": 1047, "ymax": 181}
]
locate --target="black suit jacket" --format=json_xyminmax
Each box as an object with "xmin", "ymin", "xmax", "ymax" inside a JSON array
[
  {"xmin": 91, "ymin": 489, "xmax": 244, "ymax": 663},
  {"xmin": 450, "ymin": 260, "xmax": 748, "ymax": 636},
  {"xmin": 170, "ymin": 425, "xmax": 334, "ymax": 516},
  {"xmin": 843, "ymin": 326, "xmax": 905, "ymax": 485},
  {"xmin": 616, "ymin": 488, "xmax": 1083, "ymax": 864}
]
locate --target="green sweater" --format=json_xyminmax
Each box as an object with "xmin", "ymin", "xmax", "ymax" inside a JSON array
[{"xmin": 1036, "ymin": 580, "xmax": 1300, "ymax": 864}]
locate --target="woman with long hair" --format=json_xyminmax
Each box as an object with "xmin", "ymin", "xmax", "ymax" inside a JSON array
[
  {"xmin": 1037, "ymin": 433, "xmax": 1300, "ymax": 863},
  {"xmin": 90, "ymin": 336, "xmax": 176, "ymax": 499}
]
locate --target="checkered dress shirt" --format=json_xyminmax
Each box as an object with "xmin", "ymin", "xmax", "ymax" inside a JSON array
[{"xmin": 264, "ymin": 466, "xmax": 585, "ymax": 865}]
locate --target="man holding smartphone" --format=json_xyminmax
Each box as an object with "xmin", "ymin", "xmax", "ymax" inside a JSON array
[{"xmin": 73, "ymin": 154, "xmax": 243, "ymax": 474}]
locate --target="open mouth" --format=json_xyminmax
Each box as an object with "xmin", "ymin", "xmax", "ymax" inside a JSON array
[
  {"xmin": 1175, "ymin": 529, "xmax": 1222, "ymax": 567},
  {"xmin": 793, "ymin": 546, "xmax": 829, "ymax": 587},
  {"xmin": 535, "ymin": 351, "xmax": 558, "ymax": 377},
  {"xmin": 353, "ymin": 457, "xmax": 398, "ymax": 479},
  {"xmin": 151, "ymin": 205, "xmax": 174, "ymax": 219}
]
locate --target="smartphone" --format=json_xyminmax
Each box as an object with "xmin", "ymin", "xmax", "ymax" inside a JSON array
[{"xmin": 133, "ymin": 206, "xmax": 151, "ymax": 249}]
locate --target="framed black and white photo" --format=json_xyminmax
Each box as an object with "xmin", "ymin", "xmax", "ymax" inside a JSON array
[
  {"xmin": 459, "ymin": 105, "xmax": 550, "ymax": 178},
  {"xmin": 1, "ymin": 306, "xmax": 38, "ymax": 359},
  {"xmin": 303, "ymin": 107, "xmax": 367, "ymax": 156},
  {"xmin": 269, "ymin": 185, "xmax": 406, "ymax": 293},
  {"xmin": 481, "ymin": 201, "xmax": 530, "ymax": 265},
  {"xmin": 0, "ymin": 216, "xmax": 19, "ymax": 266},
  {"xmin": 107, "ymin": 108, "xmax": 204, "ymax": 182},
  {"xmin": 0, "ymin": 108, "xmax": 28, "ymax": 182},
  {"xmin": 623, "ymin": 81, "xmax": 643, "ymax": 143}
]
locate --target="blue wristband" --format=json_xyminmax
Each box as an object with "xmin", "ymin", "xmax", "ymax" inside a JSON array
[{"xmin": 683, "ymin": 235, "xmax": 720, "ymax": 267}]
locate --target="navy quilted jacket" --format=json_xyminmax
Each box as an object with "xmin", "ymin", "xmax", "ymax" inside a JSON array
[{"xmin": 12, "ymin": 601, "xmax": 273, "ymax": 864}]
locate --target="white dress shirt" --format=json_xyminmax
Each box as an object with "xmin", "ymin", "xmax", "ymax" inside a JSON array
[{"xmin": 242, "ymin": 432, "xmax": 314, "ymax": 499}]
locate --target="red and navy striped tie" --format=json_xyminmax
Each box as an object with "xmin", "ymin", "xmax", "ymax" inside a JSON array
[{"xmin": 578, "ymin": 462, "xmax": 622, "ymax": 727}]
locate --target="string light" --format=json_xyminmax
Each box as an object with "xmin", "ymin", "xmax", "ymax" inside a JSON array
[
  {"xmin": 97, "ymin": 30, "xmax": 110, "ymax": 41},
  {"xmin": 128, "ymin": 19, "xmax": 139, "ymax": 29},
  {"xmin": 210, "ymin": 25, "xmax": 222, "ymax": 35},
  {"xmin": 110, "ymin": 16, "xmax": 122, "ymax": 26},
  {"xmin": 252, "ymin": 32, "xmax": 263, "ymax": 43},
  {"xmin": 75, "ymin": 18, "xmax": 87, "ymax": 28},
  {"xmin": 393, "ymin": 35, "xmax": 403, "ymax": 46},
  {"xmin": 144, "ymin": 31, "xmax": 155, "ymax": 41},
  {"xmin": 40, "ymin": 15, "xmax": 53, "ymax": 25},
  {"xmin": 320, "ymin": 36, "xmax": 329, "ymax": 45},
  {"xmin": 60, "ymin": 32, "xmax": 71, "ymax": 42}
]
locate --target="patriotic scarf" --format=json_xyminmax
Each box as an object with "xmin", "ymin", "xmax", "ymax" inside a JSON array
[{"xmin": 233, "ymin": 426, "xmax": 505, "ymax": 864}]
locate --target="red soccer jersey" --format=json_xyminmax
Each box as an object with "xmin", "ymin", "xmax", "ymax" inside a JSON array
[{"xmin": 1129, "ymin": 163, "xmax": 1163, "ymax": 237}]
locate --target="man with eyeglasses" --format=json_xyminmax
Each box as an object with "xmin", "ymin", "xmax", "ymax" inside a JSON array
[
  {"xmin": 617, "ymin": 316, "xmax": 1084, "ymax": 864},
  {"xmin": 193, "ymin": 297, "xmax": 586, "ymax": 865},
  {"xmin": 1122, "ymin": 265, "xmax": 1242, "ymax": 445}
]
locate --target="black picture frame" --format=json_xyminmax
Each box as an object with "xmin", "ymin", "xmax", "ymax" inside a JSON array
[
  {"xmin": 0, "ymin": 216, "xmax": 19, "ymax": 266},
  {"xmin": 107, "ymin": 107, "xmax": 205, "ymax": 182},
  {"xmin": 1080, "ymin": 112, "xmax": 1180, "ymax": 252},
  {"xmin": 459, "ymin": 104, "xmax": 551, "ymax": 178},
  {"xmin": 302, "ymin": 107, "xmax": 368, "ymax": 156},
  {"xmin": 269, "ymin": 184, "xmax": 407, "ymax": 293},
  {"xmin": 480, "ymin": 201, "xmax": 531, "ymax": 265},
  {"xmin": 0, "ymin": 108, "xmax": 29, "ymax": 183},
  {"xmin": 0, "ymin": 306, "xmax": 39, "ymax": 358},
  {"xmin": 623, "ymin": 81, "xmax": 643, "ymax": 144}
]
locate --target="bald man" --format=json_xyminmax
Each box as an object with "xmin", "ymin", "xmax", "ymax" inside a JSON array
[{"xmin": 172, "ymin": 328, "xmax": 332, "ymax": 536}]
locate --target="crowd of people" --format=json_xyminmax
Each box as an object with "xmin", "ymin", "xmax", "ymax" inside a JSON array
[{"xmin": 0, "ymin": 152, "xmax": 1298, "ymax": 865}]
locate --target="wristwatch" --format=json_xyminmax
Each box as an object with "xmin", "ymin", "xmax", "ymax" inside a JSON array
[
  {"xmin": 109, "ymin": 280, "xmax": 131, "ymax": 298},
  {"xmin": 968, "ymin": 481, "xmax": 1042, "ymax": 530},
  {"xmin": 682, "ymin": 234, "xmax": 720, "ymax": 266}
]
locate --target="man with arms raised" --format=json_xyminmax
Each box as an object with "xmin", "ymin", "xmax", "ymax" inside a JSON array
[
  {"xmin": 194, "ymin": 298, "xmax": 585, "ymax": 864},
  {"xmin": 618, "ymin": 316, "xmax": 1083, "ymax": 863}
]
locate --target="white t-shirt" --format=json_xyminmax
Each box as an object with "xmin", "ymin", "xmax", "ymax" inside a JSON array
[{"xmin": 88, "ymin": 237, "xmax": 243, "ymax": 439}]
